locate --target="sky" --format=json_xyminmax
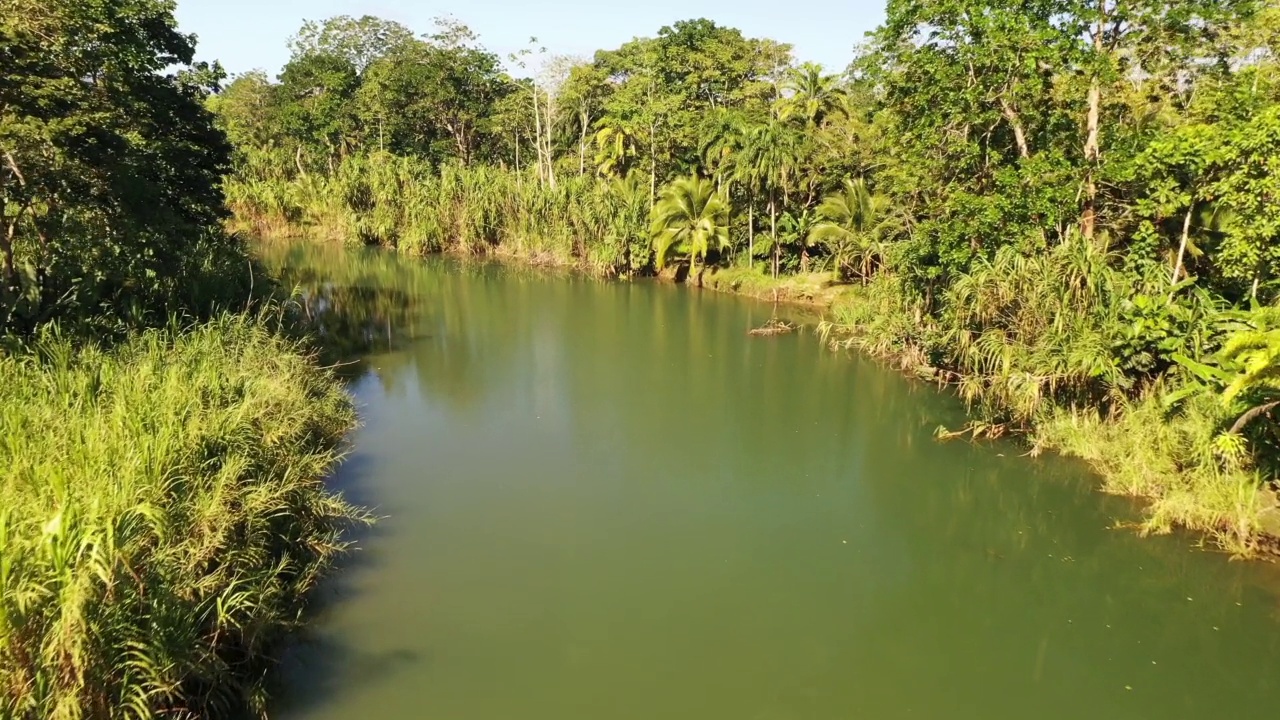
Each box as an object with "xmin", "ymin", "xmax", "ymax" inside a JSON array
[{"xmin": 173, "ymin": 0, "xmax": 888, "ymax": 78}]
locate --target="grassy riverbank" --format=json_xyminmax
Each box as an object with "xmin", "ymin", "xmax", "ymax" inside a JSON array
[
  {"xmin": 0, "ymin": 315, "xmax": 363, "ymax": 717},
  {"xmin": 815, "ymin": 277, "xmax": 1280, "ymax": 555},
  {"xmin": 5, "ymin": 3, "xmax": 378, "ymax": 716}
]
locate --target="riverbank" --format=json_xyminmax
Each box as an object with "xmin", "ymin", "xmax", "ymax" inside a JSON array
[
  {"xmin": 684, "ymin": 261, "xmax": 1280, "ymax": 556},
  {"xmin": 816, "ymin": 277, "xmax": 1280, "ymax": 557},
  {"xmin": 0, "ymin": 315, "xmax": 366, "ymax": 717},
  {"xmin": 598, "ymin": 249, "xmax": 1280, "ymax": 556}
]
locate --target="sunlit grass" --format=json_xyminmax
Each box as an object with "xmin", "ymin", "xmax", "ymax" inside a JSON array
[
  {"xmin": 226, "ymin": 154, "xmax": 644, "ymax": 276},
  {"xmin": 1038, "ymin": 393, "xmax": 1267, "ymax": 556},
  {"xmin": 0, "ymin": 314, "xmax": 366, "ymax": 718}
]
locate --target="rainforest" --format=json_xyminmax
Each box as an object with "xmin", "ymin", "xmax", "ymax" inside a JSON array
[{"xmin": 3, "ymin": 0, "xmax": 1280, "ymax": 718}]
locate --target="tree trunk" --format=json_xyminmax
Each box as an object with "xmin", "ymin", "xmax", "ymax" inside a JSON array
[
  {"xmin": 1171, "ymin": 205, "xmax": 1193, "ymax": 286},
  {"xmin": 0, "ymin": 159, "xmax": 19, "ymax": 289},
  {"xmin": 294, "ymin": 145, "xmax": 307, "ymax": 177},
  {"xmin": 543, "ymin": 88, "xmax": 558, "ymax": 189},
  {"xmin": 1082, "ymin": 4, "xmax": 1105, "ymax": 240},
  {"xmin": 1000, "ymin": 99, "xmax": 1030, "ymax": 159},
  {"xmin": 579, "ymin": 109, "xmax": 588, "ymax": 176},
  {"xmin": 1, "ymin": 218, "xmax": 16, "ymax": 292},
  {"xmin": 748, "ymin": 202, "xmax": 754, "ymax": 270},
  {"xmin": 770, "ymin": 195, "xmax": 779, "ymax": 280},
  {"xmin": 625, "ymin": 227, "xmax": 632, "ymax": 275},
  {"xmin": 532, "ymin": 88, "xmax": 544, "ymax": 188},
  {"xmin": 649, "ymin": 119, "xmax": 657, "ymax": 208}
]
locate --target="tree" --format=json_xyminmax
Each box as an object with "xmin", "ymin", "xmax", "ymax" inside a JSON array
[
  {"xmin": 209, "ymin": 71, "xmax": 282, "ymax": 153},
  {"xmin": 559, "ymin": 62, "xmax": 610, "ymax": 176},
  {"xmin": 1074, "ymin": 0, "xmax": 1257, "ymax": 239},
  {"xmin": 607, "ymin": 171, "xmax": 650, "ymax": 272},
  {"xmin": 735, "ymin": 120, "xmax": 803, "ymax": 278},
  {"xmin": 650, "ymin": 175, "xmax": 730, "ymax": 280},
  {"xmin": 349, "ymin": 19, "xmax": 514, "ymax": 166},
  {"xmin": 1174, "ymin": 306, "xmax": 1280, "ymax": 454},
  {"xmin": 1130, "ymin": 124, "xmax": 1217, "ymax": 289},
  {"xmin": 869, "ymin": 0, "xmax": 1080, "ymax": 290},
  {"xmin": 778, "ymin": 207, "xmax": 818, "ymax": 272},
  {"xmin": 593, "ymin": 121, "xmax": 641, "ymax": 177},
  {"xmin": 277, "ymin": 51, "xmax": 360, "ymax": 171},
  {"xmin": 1204, "ymin": 108, "xmax": 1280, "ymax": 297},
  {"xmin": 529, "ymin": 51, "xmax": 578, "ymax": 188},
  {"xmin": 811, "ymin": 179, "xmax": 891, "ymax": 281},
  {"xmin": 2, "ymin": 0, "xmax": 240, "ymax": 334},
  {"xmin": 781, "ymin": 62, "xmax": 845, "ymax": 128},
  {"xmin": 418, "ymin": 19, "xmax": 513, "ymax": 165},
  {"xmin": 697, "ymin": 109, "xmax": 750, "ymax": 191},
  {"xmin": 588, "ymin": 19, "xmax": 792, "ymax": 192},
  {"xmin": 288, "ymin": 15, "xmax": 414, "ymax": 73},
  {"xmin": 356, "ymin": 42, "xmax": 441, "ymax": 157}
]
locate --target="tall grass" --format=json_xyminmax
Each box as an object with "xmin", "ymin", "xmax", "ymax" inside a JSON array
[
  {"xmin": 1038, "ymin": 392, "xmax": 1267, "ymax": 555},
  {"xmin": 942, "ymin": 235, "xmax": 1134, "ymax": 423},
  {"xmin": 227, "ymin": 154, "xmax": 650, "ymax": 275},
  {"xmin": 0, "ymin": 314, "xmax": 364, "ymax": 718}
]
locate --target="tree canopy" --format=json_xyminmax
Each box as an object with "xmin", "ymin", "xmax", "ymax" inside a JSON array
[{"xmin": 1, "ymin": 0, "xmax": 247, "ymax": 335}]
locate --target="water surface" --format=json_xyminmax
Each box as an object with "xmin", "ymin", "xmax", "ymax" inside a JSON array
[{"xmin": 262, "ymin": 241, "xmax": 1280, "ymax": 720}]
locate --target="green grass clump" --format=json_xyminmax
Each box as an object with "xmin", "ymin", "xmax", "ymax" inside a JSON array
[
  {"xmin": 1038, "ymin": 393, "xmax": 1268, "ymax": 555},
  {"xmin": 701, "ymin": 266, "xmax": 842, "ymax": 304},
  {"xmin": 0, "ymin": 315, "xmax": 364, "ymax": 719}
]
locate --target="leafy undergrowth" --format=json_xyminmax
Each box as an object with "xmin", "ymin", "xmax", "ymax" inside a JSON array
[{"xmin": 0, "ymin": 315, "xmax": 366, "ymax": 718}]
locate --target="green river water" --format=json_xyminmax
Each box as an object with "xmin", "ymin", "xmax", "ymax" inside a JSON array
[{"xmin": 261, "ymin": 241, "xmax": 1280, "ymax": 720}]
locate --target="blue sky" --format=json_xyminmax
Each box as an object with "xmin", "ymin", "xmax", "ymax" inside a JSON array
[{"xmin": 173, "ymin": 0, "xmax": 888, "ymax": 78}]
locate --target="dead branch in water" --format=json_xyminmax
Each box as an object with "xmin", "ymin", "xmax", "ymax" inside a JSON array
[{"xmin": 749, "ymin": 318, "xmax": 797, "ymax": 337}]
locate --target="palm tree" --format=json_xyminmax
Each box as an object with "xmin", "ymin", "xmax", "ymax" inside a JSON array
[
  {"xmin": 810, "ymin": 178, "xmax": 891, "ymax": 282},
  {"xmin": 651, "ymin": 176, "xmax": 731, "ymax": 283},
  {"xmin": 1174, "ymin": 306, "xmax": 1280, "ymax": 437},
  {"xmin": 782, "ymin": 63, "xmax": 845, "ymax": 128},
  {"xmin": 735, "ymin": 120, "xmax": 803, "ymax": 279},
  {"xmin": 779, "ymin": 207, "xmax": 819, "ymax": 273},
  {"xmin": 593, "ymin": 121, "xmax": 639, "ymax": 177},
  {"xmin": 697, "ymin": 110, "xmax": 750, "ymax": 191},
  {"xmin": 727, "ymin": 129, "xmax": 766, "ymax": 270}
]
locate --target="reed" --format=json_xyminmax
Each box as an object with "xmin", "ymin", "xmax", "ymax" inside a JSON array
[{"xmin": 0, "ymin": 314, "xmax": 365, "ymax": 718}]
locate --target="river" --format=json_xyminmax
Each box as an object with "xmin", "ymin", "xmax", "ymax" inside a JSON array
[{"xmin": 259, "ymin": 240, "xmax": 1280, "ymax": 720}]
